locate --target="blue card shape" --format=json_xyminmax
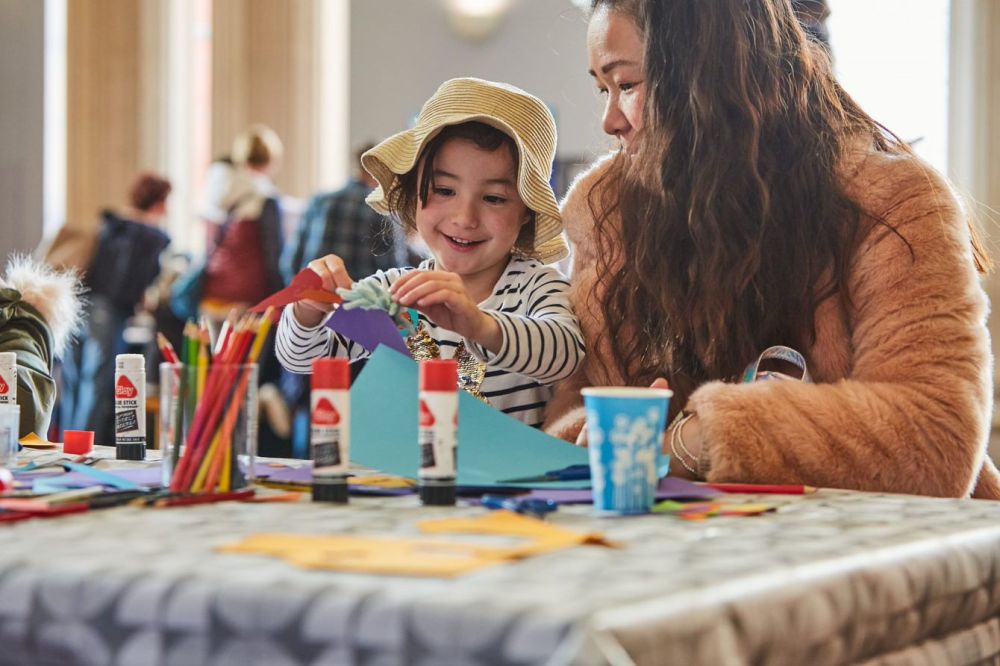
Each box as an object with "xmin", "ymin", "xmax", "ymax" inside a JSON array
[
  {"xmin": 350, "ymin": 347, "xmax": 589, "ymax": 487},
  {"xmin": 327, "ymin": 306, "xmax": 411, "ymax": 357}
]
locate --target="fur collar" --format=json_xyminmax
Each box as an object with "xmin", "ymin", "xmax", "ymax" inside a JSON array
[{"xmin": 1, "ymin": 255, "xmax": 84, "ymax": 357}]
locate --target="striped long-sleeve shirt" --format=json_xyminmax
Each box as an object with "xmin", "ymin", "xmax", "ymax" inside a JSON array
[{"xmin": 275, "ymin": 256, "xmax": 585, "ymax": 427}]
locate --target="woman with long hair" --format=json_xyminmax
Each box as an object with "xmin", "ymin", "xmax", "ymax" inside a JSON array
[{"xmin": 544, "ymin": 0, "xmax": 999, "ymax": 498}]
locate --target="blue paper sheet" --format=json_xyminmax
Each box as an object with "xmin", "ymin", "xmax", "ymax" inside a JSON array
[{"xmin": 350, "ymin": 347, "xmax": 589, "ymax": 488}]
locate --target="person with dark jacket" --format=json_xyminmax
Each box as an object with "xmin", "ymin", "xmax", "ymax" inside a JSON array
[{"xmin": 60, "ymin": 173, "xmax": 171, "ymax": 444}]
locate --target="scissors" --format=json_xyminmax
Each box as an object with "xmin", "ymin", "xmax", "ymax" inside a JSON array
[
  {"xmin": 480, "ymin": 494, "xmax": 558, "ymax": 517},
  {"xmin": 497, "ymin": 464, "xmax": 591, "ymax": 484}
]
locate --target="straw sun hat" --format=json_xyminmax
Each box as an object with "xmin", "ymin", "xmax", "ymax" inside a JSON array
[{"xmin": 362, "ymin": 77, "xmax": 569, "ymax": 264}]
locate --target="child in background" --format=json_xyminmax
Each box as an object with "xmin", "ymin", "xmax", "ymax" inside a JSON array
[
  {"xmin": 0, "ymin": 256, "xmax": 83, "ymax": 437},
  {"xmin": 276, "ymin": 77, "xmax": 584, "ymax": 427}
]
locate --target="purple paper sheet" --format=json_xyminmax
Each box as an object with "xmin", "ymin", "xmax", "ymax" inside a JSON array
[
  {"xmin": 326, "ymin": 306, "xmax": 411, "ymax": 357},
  {"xmin": 255, "ymin": 462, "xmax": 312, "ymax": 484},
  {"xmin": 32, "ymin": 466, "xmax": 164, "ymax": 490},
  {"xmin": 523, "ymin": 476, "xmax": 721, "ymax": 505}
]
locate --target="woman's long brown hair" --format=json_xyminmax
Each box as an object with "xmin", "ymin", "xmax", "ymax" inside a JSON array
[{"xmin": 590, "ymin": 0, "xmax": 989, "ymax": 411}]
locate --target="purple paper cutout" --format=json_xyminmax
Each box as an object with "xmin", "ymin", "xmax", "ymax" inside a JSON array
[
  {"xmin": 522, "ymin": 476, "xmax": 721, "ymax": 505},
  {"xmin": 326, "ymin": 306, "xmax": 411, "ymax": 357}
]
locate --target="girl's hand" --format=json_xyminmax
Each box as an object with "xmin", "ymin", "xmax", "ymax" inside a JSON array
[
  {"xmin": 294, "ymin": 254, "xmax": 354, "ymax": 327},
  {"xmin": 390, "ymin": 270, "xmax": 502, "ymax": 351}
]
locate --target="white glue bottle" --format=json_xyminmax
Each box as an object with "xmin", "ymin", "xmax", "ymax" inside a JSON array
[
  {"xmin": 0, "ymin": 352, "xmax": 17, "ymax": 406},
  {"xmin": 311, "ymin": 357, "xmax": 350, "ymax": 503},
  {"xmin": 115, "ymin": 354, "xmax": 146, "ymax": 460},
  {"xmin": 418, "ymin": 359, "xmax": 458, "ymax": 506}
]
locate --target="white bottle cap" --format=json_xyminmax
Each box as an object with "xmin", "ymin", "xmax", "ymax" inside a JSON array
[{"xmin": 116, "ymin": 354, "xmax": 146, "ymax": 371}]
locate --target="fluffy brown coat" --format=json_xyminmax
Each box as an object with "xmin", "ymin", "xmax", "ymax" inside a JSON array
[{"xmin": 544, "ymin": 148, "xmax": 1000, "ymax": 499}]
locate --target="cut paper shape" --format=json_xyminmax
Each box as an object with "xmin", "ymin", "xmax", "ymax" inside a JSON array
[
  {"xmin": 18, "ymin": 432, "xmax": 56, "ymax": 449},
  {"xmin": 249, "ymin": 268, "xmax": 342, "ymax": 314},
  {"xmin": 218, "ymin": 510, "xmax": 611, "ymax": 577},
  {"xmin": 31, "ymin": 465, "xmax": 161, "ymax": 492},
  {"xmin": 327, "ymin": 305, "xmax": 411, "ymax": 357},
  {"xmin": 652, "ymin": 499, "xmax": 777, "ymax": 520},
  {"xmin": 350, "ymin": 347, "xmax": 589, "ymax": 487},
  {"xmin": 522, "ymin": 475, "xmax": 721, "ymax": 505}
]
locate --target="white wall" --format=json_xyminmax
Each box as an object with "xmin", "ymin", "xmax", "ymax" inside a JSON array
[
  {"xmin": 350, "ymin": 0, "xmax": 610, "ymax": 172},
  {"xmin": 0, "ymin": 0, "xmax": 46, "ymax": 259}
]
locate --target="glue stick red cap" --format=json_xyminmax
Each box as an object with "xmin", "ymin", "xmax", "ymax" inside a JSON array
[
  {"xmin": 63, "ymin": 430, "xmax": 94, "ymax": 455},
  {"xmin": 420, "ymin": 360, "xmax": 457, "ymax": 392},
  {"xmin": 313, "ymin": 358, "xmax": 350, "ymax": 390}
]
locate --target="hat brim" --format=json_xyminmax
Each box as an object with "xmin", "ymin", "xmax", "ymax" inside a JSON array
[{"xmin": 362, "ymin": 113, "xmax": 569, "ymax": 264}]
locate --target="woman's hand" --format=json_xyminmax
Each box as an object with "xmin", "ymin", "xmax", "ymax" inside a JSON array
[
  {"xmin": 390, "ymin": 270, "xmax": 502, "ymax": 351},
  {"xmin": 294, "ymin": 254, "xmax": 354, "ymax": 327}
]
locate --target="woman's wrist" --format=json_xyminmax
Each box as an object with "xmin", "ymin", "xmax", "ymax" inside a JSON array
[{"xmin": 667, "ymin": 412, "xmax": 705, "ymax": 480}]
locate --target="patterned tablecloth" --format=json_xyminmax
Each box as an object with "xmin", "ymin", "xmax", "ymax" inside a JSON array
[{"xmin": 2, "ymin": 451, "xmax": 1000, "ymax": 665}]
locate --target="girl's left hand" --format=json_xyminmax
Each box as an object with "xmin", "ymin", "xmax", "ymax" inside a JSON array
[{"xmin": 390, "ymin": 270, "xmax": 502, "ymax": 352}]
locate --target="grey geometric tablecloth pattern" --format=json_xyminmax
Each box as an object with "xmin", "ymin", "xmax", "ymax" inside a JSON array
[{"xmin": 2, "ymin": 460, "xmax": 1000, "ymax": 665}]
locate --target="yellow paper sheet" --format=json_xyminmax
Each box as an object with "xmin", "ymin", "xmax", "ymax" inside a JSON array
[
  {"xmin": 218, "ymin": 511, "xmax": 613, "ymax": 577},
  {"xmin": 19, "ymin": 432, "xmax": 57, "ymax": 449}
]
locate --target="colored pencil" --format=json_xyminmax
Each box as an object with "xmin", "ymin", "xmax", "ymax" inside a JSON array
[{"xmin": 703, "ymin": 483, "xmax": 817, "ymax": 495}]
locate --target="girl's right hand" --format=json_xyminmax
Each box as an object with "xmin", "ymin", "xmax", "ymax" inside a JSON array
[{"xmin": 293, "ymin": 254, "xmax": 354, "ymax": 327}]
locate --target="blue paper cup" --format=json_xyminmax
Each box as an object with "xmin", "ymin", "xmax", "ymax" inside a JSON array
[{"xmin": 582, "ymin": 387, "xmax": 672, "ymax": 515}]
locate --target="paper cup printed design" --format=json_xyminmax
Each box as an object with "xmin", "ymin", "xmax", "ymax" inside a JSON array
[{"xmin": 583, "ymin": 388, "xmax": 672, "ymax": 514}]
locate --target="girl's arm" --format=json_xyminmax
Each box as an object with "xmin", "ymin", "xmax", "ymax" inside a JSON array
[
  {"xmin": 466, "ymin": 266, "xmax": 585, "ymax": 385},
  {"xmin": 274, "ymin": 261, "xmax": 398, "ymax": 374}
]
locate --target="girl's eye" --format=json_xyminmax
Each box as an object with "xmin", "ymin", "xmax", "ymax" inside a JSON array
[
  {"xmin": 432, "ymin": 187, "xmax": 454, "ymax": 197},
  {"xmin": 596, "ymin": 86, "xmax": 609, "ymax": 97},
  {"xmin": 484, "ymin": 195, "xmax": 507, "ymax": 205},
  {"xmin": 619, "ymin": 82, "xmax": 635, "ymax": 92}
]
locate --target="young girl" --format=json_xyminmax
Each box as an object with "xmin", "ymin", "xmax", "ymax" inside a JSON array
[{"xmin": 276, "ymin": 78, "xmax": 584, "ymax": 428}]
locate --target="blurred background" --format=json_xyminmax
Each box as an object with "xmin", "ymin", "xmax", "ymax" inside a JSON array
[{"xmin": 0, "ymin": 0, "xmax": 998, "ymax": 455}]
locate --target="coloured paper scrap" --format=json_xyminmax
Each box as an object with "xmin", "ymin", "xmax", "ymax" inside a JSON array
[
  {"xmin": 327, "ymin": 306, "xmax": 411, "ymax": 357},
  {"xmin": 350, "ymin": 347, "xmax": 589, "ymax": 488},
  {"xmin": 219, "ymin": 510, "xmax": 611, "ymax": 577}
]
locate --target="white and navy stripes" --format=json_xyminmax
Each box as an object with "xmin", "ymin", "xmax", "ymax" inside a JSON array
[{"xmin": 275, "ymin": 257, "xmax": 585, "ymax": 427}]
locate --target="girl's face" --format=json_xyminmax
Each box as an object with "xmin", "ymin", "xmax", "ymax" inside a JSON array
[
  {"xmin": 587, "ymin": 5, "xmax": 646, "ymax": 151},
  {"xmin": 415, "ymin": 137, "xmax": 530, "ymax": 288}
]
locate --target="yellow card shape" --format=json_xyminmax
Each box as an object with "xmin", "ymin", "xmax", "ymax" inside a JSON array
[
  {"xmin": 19, "ymin": 432, "xmax": 56, "ymax": 449},
  {"xmin": 347, "ymin": 475, "xmax": 417, "ymax": 489},
  {"xmin": 418, "ymin": 510, "xmax": 618, "ymax": 554},
  {"xmin": 219, "ymin": 533, "xmax": 514, "ymax": 577}
]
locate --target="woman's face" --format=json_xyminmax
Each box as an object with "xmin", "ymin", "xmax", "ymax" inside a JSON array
[{"xmin": 587, "ymin": 5, "xmax": 646, "ymax": 151}]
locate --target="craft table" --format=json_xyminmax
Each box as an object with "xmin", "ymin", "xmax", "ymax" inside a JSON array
[{"xmin": 2, "ymin": 448, "xmax": 1000, "ymax": 665}]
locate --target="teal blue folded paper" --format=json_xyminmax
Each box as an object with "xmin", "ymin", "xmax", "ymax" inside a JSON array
[{"xmin": 350, "ymin": 347, "xmax": 589, "ymax": 488}]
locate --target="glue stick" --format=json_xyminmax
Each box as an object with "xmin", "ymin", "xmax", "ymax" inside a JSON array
[
  {"xmin": 418, "ymin": 359, "xmax": 458, "ymax": 506},
  {"xmin": 311, "ymin": 358, "xmax": 350, "ymax": 502},
  {"xmin": 115, "ymin": 354, "xmax": 146, "ymax": 460},
  {"xmin": 0, "ymin": 352, "xmax": 16, "ymax": 406}
]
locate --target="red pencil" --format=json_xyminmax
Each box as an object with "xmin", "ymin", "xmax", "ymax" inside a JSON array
[
  {"xmin": 153, "ymin": 488, "xmax": 255, "ymax": 508},
  {"xmin": 703, "ymin": 483, "xmax": 817, "ymax": 495}
]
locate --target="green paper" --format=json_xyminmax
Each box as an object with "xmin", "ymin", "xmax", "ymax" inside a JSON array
[{"xmin": 350, "ymin": 347, "xmax": 589, "ymax": 488}]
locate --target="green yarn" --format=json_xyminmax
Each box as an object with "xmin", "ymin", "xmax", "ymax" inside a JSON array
[{"xmin": 336, "ymin": 281, "xmax": 416, "ymax": 334}]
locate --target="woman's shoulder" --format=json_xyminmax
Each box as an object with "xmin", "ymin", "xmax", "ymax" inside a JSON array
[{"xmin": 841, "ymin": 141, "xmax": 962, "ymax": 224}]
